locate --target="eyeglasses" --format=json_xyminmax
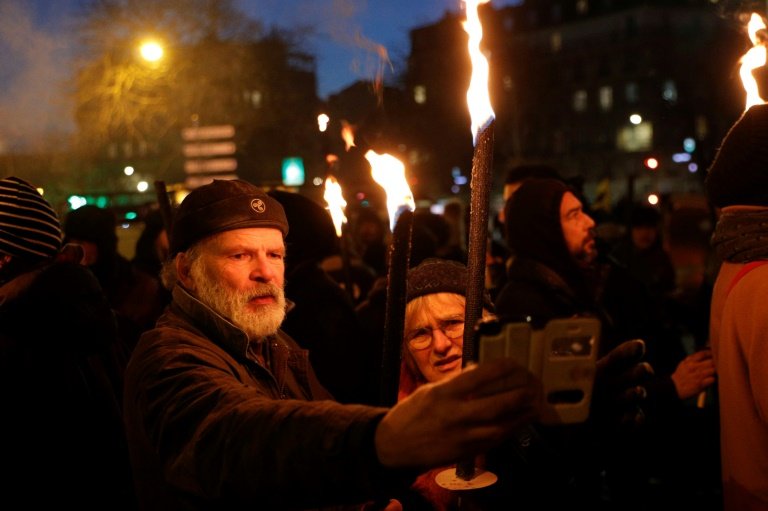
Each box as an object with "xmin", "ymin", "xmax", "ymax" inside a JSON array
[{"xmin": 406, "ymin": 318, "xmax": 465, "ymax": 350}]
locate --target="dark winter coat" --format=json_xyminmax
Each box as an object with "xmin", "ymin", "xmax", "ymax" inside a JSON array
[
  {"xmin": 0, "ymin": 261, "xmax": 134, "ymax": 509},
  {"xmin": 123, "ymin": 285, "xmax": 406, "ymax": 510}
]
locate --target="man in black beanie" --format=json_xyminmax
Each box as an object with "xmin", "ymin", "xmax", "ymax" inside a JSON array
[
  {"xmin": 706, "ymin": 103, "xmax": 768, "ymax": 511},
  {"xmin": 123, "ymin": 179, "xmax": 542, "ymax": 510}
]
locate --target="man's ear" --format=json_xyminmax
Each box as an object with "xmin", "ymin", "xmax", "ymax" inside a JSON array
[{"xmin": 176, "ymin": 253, "xmax": 194, "ymax": 291}]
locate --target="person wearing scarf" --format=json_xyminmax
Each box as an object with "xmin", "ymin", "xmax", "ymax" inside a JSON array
[{"xmin": 706, "ymin": 103, "xmax": 768, "ymax": 511}]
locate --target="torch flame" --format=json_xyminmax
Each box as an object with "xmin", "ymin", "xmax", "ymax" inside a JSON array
[
  {"xmin": 341, "ymin": 121, "xmax": 356, "ymax": 151},
  {"xmin": 365, "ymin": 150, "xmax": 415, "ymax": 231},
  {"xmin": 740, "ymin": 12, "xmax": 767, "ymax": 111},
  {"xmin": 464, "ymin": 0, "xmax": 495, "ymax": 145},
  {"xmin": 323, "ymin": 175, "xmax": 347, "ymax": 238}
]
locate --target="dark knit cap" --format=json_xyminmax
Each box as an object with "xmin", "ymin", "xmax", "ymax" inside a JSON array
[
  {"xmin": 706, "ymin": 104, "xmax": 768, "ymax": 208},
  {"xmin": 170, "ymin": 179, "xmax": 288, "ymax": 254},
  {"xmin": 406, "ymin": 257, "xmax": 493, "ymax": 310},
  {"xmin": 0, "ymin": 176, "xmax": 62, "ymax": 261}
]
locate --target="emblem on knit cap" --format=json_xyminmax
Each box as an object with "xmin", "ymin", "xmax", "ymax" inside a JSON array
[{"xmin": 251, "ymin": 198, "xmax": 266, "ymax": 213}]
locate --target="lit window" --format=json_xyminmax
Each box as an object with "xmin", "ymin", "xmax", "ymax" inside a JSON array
[
  {"xmin": 122, "ymin": 142, "xmax": 133, "ymax": 158},
  {"xmin": 251, "ymin": 91, "xmax": 262, "ymax": 108},
  {"xmin": 551, "ymin": 32, "xmax": 562, "ymax": 52},
  {"xmin": 599, "ymin": 86, "xmax": 613, "ymax": 111},
  {"xmin": 616, "ymin": 122, "xmax": 653, "ymax": 152},
  {"xmin": 573, "ymin": 90, "xmax": 588, "ymax": 112},
  {"xmin": 662, "ymin": 80, "xmax": 678, "ymax": 103},
  {"xmin": 625, "ymin": 82, "xmax": 639, "ymax": 103},
  {"xmin": 414, "ymin": 85, "xmax": 427, "ymax": 104}
]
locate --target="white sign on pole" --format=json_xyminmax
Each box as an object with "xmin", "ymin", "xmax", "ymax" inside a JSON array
[{"xmin": 182, "ymin": 125, "xmax": 235, "ymax": 141}]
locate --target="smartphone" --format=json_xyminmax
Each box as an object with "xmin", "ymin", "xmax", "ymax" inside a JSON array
[{"xmin": 477, "ymin": 316, "xmax": 600, "ymax": 424}]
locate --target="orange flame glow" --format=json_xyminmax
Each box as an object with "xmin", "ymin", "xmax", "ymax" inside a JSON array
[
  {"xmin": 341, "ymin": 121, "xmax": 356, "ymax": 151},
  {"xmin": 323, "ymin": 175, "xmax": 347, "ymax": 238},
  {"xmin": 740, "ymin": 12, "xmax": 767, "ymax": 110},
  {"xmin": 463, "ymin": 0, "xmax": 495, "ymax": 145},
  {"xmin": 365, "ymin": 150, "xmax": 415, "ymax": 231}
]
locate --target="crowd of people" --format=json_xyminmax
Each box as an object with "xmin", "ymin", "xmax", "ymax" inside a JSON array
[{"xmin": 1, "ymin": 105, "xmax": 766, "ymax": 511}]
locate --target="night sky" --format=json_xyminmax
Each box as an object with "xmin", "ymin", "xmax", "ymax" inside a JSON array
[{"xmin": 0, "ymin": 0, "xmax": 521, "ymax": 151}]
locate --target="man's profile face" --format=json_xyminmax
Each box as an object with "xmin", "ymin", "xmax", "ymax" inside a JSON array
[
  {"xmin": 183, "ymin": 227, "xmax": 287, "ymax": 339},
  {"xmin": 560, "ymin": 191, "xmax": 597, "ymax": 266}
]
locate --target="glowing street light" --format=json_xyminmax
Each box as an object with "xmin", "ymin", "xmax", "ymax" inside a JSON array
[
  {"xmin": 139, "ymin": 40, "xmax": 164, "ymax": 63},
  {"xmin": 137, "ymin": 181, "xmax": 149, "ymax": 192}
]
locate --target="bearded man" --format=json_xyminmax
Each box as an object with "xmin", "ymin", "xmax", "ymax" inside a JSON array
[
  {"xmin": 123, "ymin": 179, "xmax": 542, "ymax": 511},
  {"xmin": 494, "ymin": 178, "xmax": 601, "ymax": 334}
]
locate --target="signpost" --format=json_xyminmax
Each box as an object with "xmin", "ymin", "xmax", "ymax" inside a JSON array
[{"xmin": 182, "ymin": 124, "xmax": 238, "ymax": 188}]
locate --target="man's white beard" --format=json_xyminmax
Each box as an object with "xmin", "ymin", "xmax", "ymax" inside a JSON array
[{"xmin": 189, "ymin": 261, "xmax": 286, "ymax": 339}]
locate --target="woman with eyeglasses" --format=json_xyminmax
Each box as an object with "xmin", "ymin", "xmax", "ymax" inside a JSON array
[
  {"xmin": 395, "ymin": 258, "xmax": 500, "ymax": 510},
  {"xmin": 399, "ymin": 258, "xmax": 495, "ymax": 399}
]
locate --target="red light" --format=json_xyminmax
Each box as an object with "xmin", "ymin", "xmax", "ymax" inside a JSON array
[{"xmin": 644, "ymin": 157, "xmax": 659, "ymax": 170}]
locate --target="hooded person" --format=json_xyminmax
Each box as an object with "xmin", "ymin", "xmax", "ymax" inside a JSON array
[
  {"xmin": 0, "ymin": 176, "xmax": 134, "ymax": 508},
  {"xmin": 495, "ymin": 178, "xmax": 602, "ymax": 332},
  {"xmin": 706, "ymin": 103, "xmax": 768, "ymax": 511},
  {"xmin": 495, "ymin": 177, "xmax": 673, "ymax": 506}
]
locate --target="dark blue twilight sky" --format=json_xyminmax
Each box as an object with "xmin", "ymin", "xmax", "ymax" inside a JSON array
[{"xmin": 0, "ymin": 0, "xmax": 520, "ymax": 150}]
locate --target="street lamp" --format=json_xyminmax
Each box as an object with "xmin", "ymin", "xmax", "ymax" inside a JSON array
[{"xmin": 139, "ymin": 40, "xmax": 164, "ymax": 63}]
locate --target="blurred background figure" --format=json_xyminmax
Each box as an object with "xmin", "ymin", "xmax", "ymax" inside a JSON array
[
  {"xmin": 132, "ymin": 208, "xmax": 170, "ymax": 279},
  {"xmin": 350, "ymin": 206, "xmax": 389, "ymax": 278},
  {"xmin": 131, "ymin": 208, "xmax": 172, "ymax": 315},
  {"xmin": 269, "ymin": 190, "xmax": 378, "ymax": 404},
  {"xmin": 441, "ymin": 200, "xmax": 467, "ymax": 261},
  {"xmin": 63, "ymin": 205, "xmax": 166, "ymax": 356},
  {"xmin": 610, "ymin": 204, "xmax": 676, "ymax": 307}
]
